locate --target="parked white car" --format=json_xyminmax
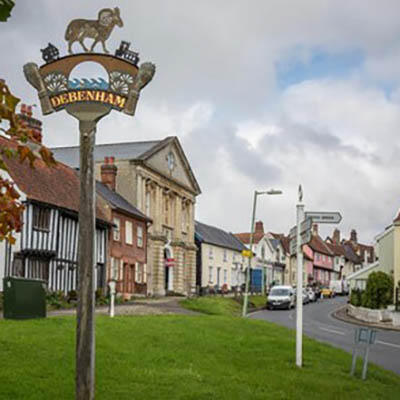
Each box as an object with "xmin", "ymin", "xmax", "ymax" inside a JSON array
[{"xmin": 267, "ymin": 286, "xmax": 295, "ymax": 310}]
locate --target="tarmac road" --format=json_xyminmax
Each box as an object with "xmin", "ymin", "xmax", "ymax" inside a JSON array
[{"xmin": 250, "ymin": 296, "xmax": 400, "ymax": 375}]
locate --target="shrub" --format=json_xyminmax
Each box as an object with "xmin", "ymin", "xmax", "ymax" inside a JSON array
[
  {"xmin": 361, "ymin": 271, "xmax": 393, "ymax": 310},
  {"xmin": 350, "ymin": 288, "xmax": 363, "ymax": 307},
  {"xmin": 46, "ymin": 290, "xmax": 72, "ymax": 310},
  {"xmin": 0, "ymin": 292, "xmax": 3, "ymax": 311}
]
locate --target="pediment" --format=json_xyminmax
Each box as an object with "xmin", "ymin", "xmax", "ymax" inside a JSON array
[{"xmin": 142, "ymin": 137, "xmax": 201, "ymax": 195}]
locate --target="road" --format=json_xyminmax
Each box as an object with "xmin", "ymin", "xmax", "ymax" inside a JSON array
[{"xmin": 250, "ymin": 296, "xmax": 400, "ymax": 375}]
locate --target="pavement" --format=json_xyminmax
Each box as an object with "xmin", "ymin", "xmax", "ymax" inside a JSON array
[
  {"xmin": 250, "ymin": 296, "xmax": 400, "ymax": 375},
  {"xmin": 333, "ymin": 304, "xmax": 400, "ymax": 332},
  {"xmin": 48, "ymin": 297, "xmax": 199, "ymax": 317}
]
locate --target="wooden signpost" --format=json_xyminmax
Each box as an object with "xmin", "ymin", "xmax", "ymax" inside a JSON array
[{"xmin": 24, "ymin": 8, "xmax": 155, "ymax": 399}]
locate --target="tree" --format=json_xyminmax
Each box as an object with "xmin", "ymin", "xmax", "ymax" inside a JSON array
[
  {"xmin": 0, "ymin": 79, "xmax": 55, "ymax": 243},
  {"xmin": 0, "ymin": 0, "xmax": 15, "ymax": 22},
  {"xmin": 362, "ymin": 271, "xmax": 394, "ymax": 309}
]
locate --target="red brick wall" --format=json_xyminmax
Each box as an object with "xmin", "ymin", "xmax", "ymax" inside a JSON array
[{"xmin": 108, "ymin": 210, "xmax": 148, "ymax": 295}]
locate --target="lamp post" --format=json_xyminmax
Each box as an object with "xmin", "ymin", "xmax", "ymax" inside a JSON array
[{"xmin": 242, "ymin": 189, "xmax": 282, "ymax": 317}]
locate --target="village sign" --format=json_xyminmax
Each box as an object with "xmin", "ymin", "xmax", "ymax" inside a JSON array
[{"xmin": 22, "ymin": 7, "xmax": 155, "ymax": 400}]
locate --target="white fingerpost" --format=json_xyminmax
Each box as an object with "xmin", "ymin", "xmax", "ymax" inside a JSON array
[
  {"xmin": 109, "ymin": 280, "xmax": 116, "ymax": 318},
  {"xmin": 296, "ymin": 184, "xmax": 305, "ymax": 368}
]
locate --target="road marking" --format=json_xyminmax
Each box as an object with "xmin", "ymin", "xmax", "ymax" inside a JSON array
[
  {"xmin": 319, "ymin": 326, "xmax": 345, "ymax": 335},
  {"xmin": 376, "ymin": 340, "xmax": 400, "ymax": 349}
]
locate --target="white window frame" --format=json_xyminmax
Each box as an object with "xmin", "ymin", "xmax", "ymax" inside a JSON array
[
  {"xmin": 208, "ymin": 266, "xmax": 213, "ymax": 284},
  {"xmin": 143, "ymin": 264, "xmax": 147, "ymax": 283},
  {"xmin": 125, "ymin": 220, "xmax": 133, "ymax": 245},
  {"xmin": 135, "ymin": 262, "xmax": 140, "ymax": 282},
  {"xmin": 223, "ymin": 249, "xmax": 227, "ymax": 262},
  {"xmin": 137, "ymin": 225, "xmax": 143, "ymax": 248},
  {"xmin": 112, "ymin": 258, "xmax": 120, "ymax": 281},
  {"xmin": 209, "ymin": 247, "xmax": 213, "ymax": 260}
]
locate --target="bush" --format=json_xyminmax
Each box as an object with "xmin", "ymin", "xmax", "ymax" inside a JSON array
[
  {"xmin": 350, "ymin": 288, "xmax": 363, "ymax": 307},
  {"xmin": 361, "ymin": 271, "xmax": 393, "ymax": 310},
  {"xmin": 0, "ymin": 292, "xmax": 3, "ymax": 311},
  {"xmin": 46, "ymin": 290, "xmax": 72, "ymax": 310}
]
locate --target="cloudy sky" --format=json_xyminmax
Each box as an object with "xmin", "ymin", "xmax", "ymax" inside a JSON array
[{"xmin": 3, "ymin": 0, "xmax": 400, "ymax": 244}]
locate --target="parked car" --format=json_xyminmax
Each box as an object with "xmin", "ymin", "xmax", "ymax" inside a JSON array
[
  {"xmin": 321, "ymin": 286, "xmax": 335, "ymax": 298},
  {"xmin": 267, "ymin": 285, "xmax": 295, "ymax": 310}
]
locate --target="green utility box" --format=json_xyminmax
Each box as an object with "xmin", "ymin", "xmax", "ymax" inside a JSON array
[{"xmin": 3, "ymin": 277, "xmax": 47, "ymax": 319}]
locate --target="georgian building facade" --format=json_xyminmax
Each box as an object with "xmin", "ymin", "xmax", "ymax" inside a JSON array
[{"xmin": 52, "ymin": 136, "xmax": 201, "ymax": 296}]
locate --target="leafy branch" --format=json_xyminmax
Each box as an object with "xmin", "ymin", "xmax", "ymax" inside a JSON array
[{"xmin": 0, "ymin": 79, "xmax": 56, "ymax": 243}]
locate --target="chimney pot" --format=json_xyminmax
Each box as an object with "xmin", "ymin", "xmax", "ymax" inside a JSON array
[
  {"xmin": 254, "ymin": 221, "xmax": 264, "ymax": 234},
  {"xmin": 350, "ymin": 229, "xmax": 358, "ymax": 243},
  {"xmin": 333, "ymin": 228, "xmax": 341, "ymax": 244},
  {"xmin": 312, "ymin": 223, "xmax": 318, "ymax": 236},
  {"xmin": 18, "ymin": 105, "xmax": 43, "ymax": 144},
  {"xmin": 101, "ymin": 156, "xmax": 117, "ymax": 191}
]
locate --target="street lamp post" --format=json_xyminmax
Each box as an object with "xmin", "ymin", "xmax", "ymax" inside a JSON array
[{"xmin": 242, "ymin": 189, "xmax": 282, "ymax": 317}]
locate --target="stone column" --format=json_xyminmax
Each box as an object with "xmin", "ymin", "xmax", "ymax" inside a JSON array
[
  {"xmin": 174, "ymin": 194, "xmax": 182, "ymax": 241},
  {"xmin": 188, "ymin": 200, "xmax": 195, "ymax": 241},
  {"xmin": 151, "ymin": 237, "xmax": 166, "ymax": 296},
  {"xmin": 141, "ymin": 175, "xmax": 146, "ymax": 214},
  {"xmin": 185, "ymin": 245, "xmax": 197, "ymax": 296},
  {"xmin": 137, "ymin": 174, "xmax": 142, "ymax": 211},
  {"xmin": 154, "ymin": 184, "xmax": 163, "ymax": 233}
]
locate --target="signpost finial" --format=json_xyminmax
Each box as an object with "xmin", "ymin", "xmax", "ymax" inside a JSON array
[{"xmin": 298, "ymin": 184, "xmax": 303, "ymax": 203}]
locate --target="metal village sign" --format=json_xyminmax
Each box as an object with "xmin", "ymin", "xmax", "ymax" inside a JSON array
[{"xmin": 23, "ymin": 8, "xmax": 155, "ymax": 400}]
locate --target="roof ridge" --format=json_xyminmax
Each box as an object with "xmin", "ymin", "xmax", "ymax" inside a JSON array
[{"xmin": 51, "ymin": 139, "xmax": 162, "ymax": 150}]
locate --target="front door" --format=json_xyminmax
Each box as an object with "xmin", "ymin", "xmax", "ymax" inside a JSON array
[
  {"xmin": 123, "ymin": 263, "xmax": 129, "ymax": 293},
  {"xmin": 165, "ymin": 266, "xmax": 169, "ymax": 291}
]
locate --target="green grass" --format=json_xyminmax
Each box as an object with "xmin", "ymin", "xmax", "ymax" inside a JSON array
[
  {"xmin": 0, "ymin": 315, "xmax": 399, "ymax": 399},
  {"xmin": 180, "ymin": 295, "xmax": 266, "ymax": 317},
  {"xmin": 180, "ymin": 296, "xmax": 242, "ymax": 316}
]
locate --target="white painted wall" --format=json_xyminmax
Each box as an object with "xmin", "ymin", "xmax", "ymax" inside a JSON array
[{"xmin": 200, "ymin": 243, "xmax": 245, "ymax": 289}]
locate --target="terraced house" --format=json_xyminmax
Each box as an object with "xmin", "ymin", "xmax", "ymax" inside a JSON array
[
  {"xmin": 97, "ymin": 157, "xmax": 152, "ymax": 298},
  {"xmin": 195, "ymin": 221, "xmax": 246, "ymax": 293},
  {"xmin": 235, "ymin": 222, "xmax": 289, "ymax": 290}
]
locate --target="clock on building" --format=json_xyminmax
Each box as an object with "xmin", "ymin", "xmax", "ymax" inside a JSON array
[{"xmin": 166, "ymin": 151, "xmax": 176, "ymax": 171}]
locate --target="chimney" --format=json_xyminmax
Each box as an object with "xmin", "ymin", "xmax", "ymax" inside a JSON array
[
  {"xmin": 333, "ymin": 228, "xmax": 341, "ymax": 244},
  {"xmin": 312, "ymin": 223, "xmax": 318, "ymax": 236},
  {"xmin": 18, "ymin": 104, "xmax": 43, "ymax": 143},
  {"xmin": 101, "ymin": 156, "xmax": 117, "ymax": 191},
  {"xmin": 350, "ymin": 229, "xmax": 358, "ymax": 243},
  {"xmin": 254, "ymin": 221, "xmax": 264, "ymax": 234}
]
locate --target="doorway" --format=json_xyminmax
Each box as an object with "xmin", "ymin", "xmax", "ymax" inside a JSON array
[{"xmin": 164, "ymin": 247, "xmax": 174, "ymax": 292}]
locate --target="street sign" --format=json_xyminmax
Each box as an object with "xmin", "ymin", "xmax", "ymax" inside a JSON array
[
  {"xmin": 289, "ymin": 230, "xmax": 312, "ymax": 255},
  {"xmin": 305, "ymin": 211, "xmax": 342, "ymax": 224},
  {"xmin": 300, "ymin": 217, "xmax": 313, "ymax": 233},
  {"xmin": 241, "ymin": 249, "xmax": 254, "ymax": 258},
  {"xmin": 290, "ymin": 217, "xmax": 313, "ymax": 239}
]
